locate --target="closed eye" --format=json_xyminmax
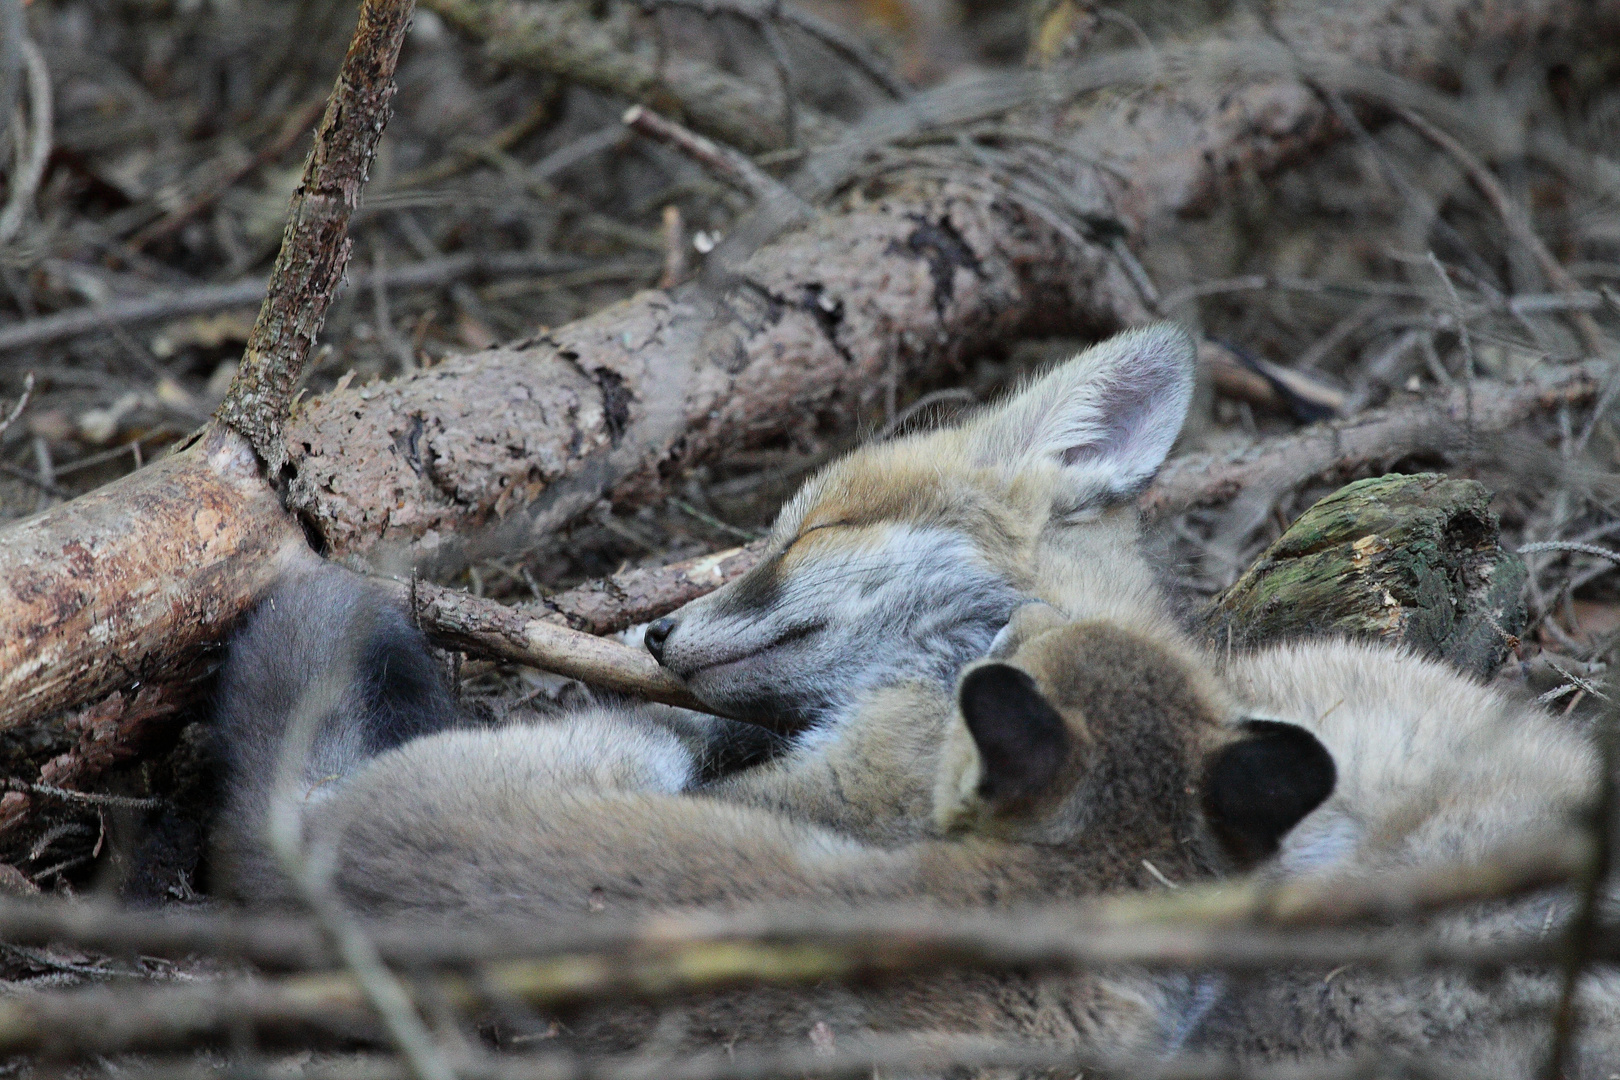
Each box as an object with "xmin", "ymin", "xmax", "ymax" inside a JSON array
[{"xmin": 783, "ymin": 520, "xmax": 852, "ymax": 555}]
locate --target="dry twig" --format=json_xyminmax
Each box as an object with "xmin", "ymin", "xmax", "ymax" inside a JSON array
[
  {"xmin": 0, "ymin": 39, "xmax": 50, "ymax": 247},
  {"xmin": 215, "ymin": 0, "xmax": 420, "ymax": 477},
  {"xmin": 403, "ymin": 578, "xmax": 712, "ymax": 714},
  {"xmin": 0, "ymin": 251, "xmax": 591, "ymax": 355},
  {"xmin": 0, "ymin": 835, "xmax": 1589, "ymax": 1056},
  {"xmin": 1396, "ymin": 106, "xmax": 1605, "ymax": 356},
  {"xmin": 0, "ymin": 371, "xmax": 33, "ymax": 440}
]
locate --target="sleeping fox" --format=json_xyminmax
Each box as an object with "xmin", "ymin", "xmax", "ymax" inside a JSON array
[
  {"xmin": 217, "ymin": 321, "xmax": 1205, "ymax": 879},
  {"xmin": 1168, "ymin": 637, "xmax": 1620, "ymax": 1076},
  {"xmin": 217, "ymin": 577, "xmax": 1334, "ymax": 1055}
]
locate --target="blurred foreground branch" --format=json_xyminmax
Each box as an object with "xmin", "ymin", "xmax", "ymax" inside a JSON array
[{"xmin": 0, "ymin": 833, "xmax": 1588, "ymax": 1056}]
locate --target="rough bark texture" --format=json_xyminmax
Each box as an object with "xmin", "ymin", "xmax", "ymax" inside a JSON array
[
  {"xmin": 0, "ymin": 427, "xmax": 310, "ymax": 733},
  {"xmin": 1205, "ymin": 473, "xmax": 1527, "ymax": 680},
  {"xmin": 282, "ymin": 179, "xmax": 1136, "ymax": 566},
  {"xmin": 214, "ymin": 0, "xmax": 415, "ymax": 478},
  {"xmin": 281, "ymin": 0, "xmax": 1617, "ymax": 567}
]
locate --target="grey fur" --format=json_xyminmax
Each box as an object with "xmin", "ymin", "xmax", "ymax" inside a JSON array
[{"xmin": 212, "ymin": 564, "xmax": 458, "ymax": 899}]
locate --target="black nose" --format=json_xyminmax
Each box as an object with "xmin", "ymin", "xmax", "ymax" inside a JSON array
[{"xmin": 644, "ymin": 617, "xmax": 676, "ymax": 663}]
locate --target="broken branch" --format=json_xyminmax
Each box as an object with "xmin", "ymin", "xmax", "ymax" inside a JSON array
[
  {"xmin": 1141, "ymin": 361, "xmax": 1603, "ymax": 522},
  {"xmin": 402, "ymin": 578, "xmax": 712, "ymax": 712}
]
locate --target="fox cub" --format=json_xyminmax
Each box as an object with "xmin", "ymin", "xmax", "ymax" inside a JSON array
[
  {"xmin": 217, "ymin": 575, "xmax": 1333, "ymax": 1055},
  {"xmin": 1173, "ymin": 638, "xmax": 1620, "ymax": 1076},
  {"xmin": 219, "ymin": 322, "xmax": 1206, "ymax": 873}
]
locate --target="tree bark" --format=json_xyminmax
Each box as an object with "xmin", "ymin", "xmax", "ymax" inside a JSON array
[
  {"xmin": 1204, "ymin": 473, "xmax": 1527, "ymax": 680},
  {"xmin": 0, "ymin": 426, "xmax": 310, "ymax": 734},
  {"xmin": 216, "ymin": 0, "xmax": 416, "ymax": 479}
]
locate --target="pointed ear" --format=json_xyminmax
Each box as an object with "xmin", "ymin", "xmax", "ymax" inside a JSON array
[
  {"xmin": 1202, "ymin": 720, "xmax": 1336, "ymax": 866},
  {"xmin": 957, "ymin": 663, "xmax": 1072, "ymax": 805},
  {"xmin": 966, "ymin": 323, "xmax": 1195, "ymax": 506}
]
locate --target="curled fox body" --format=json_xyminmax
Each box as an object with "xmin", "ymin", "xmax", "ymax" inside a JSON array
[
  {"xmin": 218, "ymin": 573, "xmax": 1330, "ymax": 1054},
  {"xmin": 218, "ymin": 322, "xmax": 1205, "ymax": 880},
  {"xmin": 1171, "ymin": 639, "xmax": 1620, "ymax": 1075}
]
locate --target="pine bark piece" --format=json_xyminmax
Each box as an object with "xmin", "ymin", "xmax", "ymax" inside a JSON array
[
  {"xmin": 281, "ymin": 179, "xmax": 1140, "ymax": 564},
  {"xmin": 0, "ymin": 427, "xmax": 312, "ymax": 733},
  {"xmin": 1205, "ymin": 473, "xmax": 1526, "ymax": 680}
]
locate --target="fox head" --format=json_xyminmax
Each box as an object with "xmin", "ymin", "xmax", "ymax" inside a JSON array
[
  {"xmin": 935, "ymin": 610, "xmax": 1337, "ymax": 869},
  {"xmin": 645, "ymin": 324, "xmax": 1198, "ymax": 735}
]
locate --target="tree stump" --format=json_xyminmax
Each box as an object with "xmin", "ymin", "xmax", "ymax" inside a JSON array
[{"xmin": 1204, "ymin": 473, "xmax": 1526, "ymax": 680}]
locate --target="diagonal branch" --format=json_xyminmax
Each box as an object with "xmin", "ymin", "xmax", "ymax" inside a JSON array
[{"xmin": 214, "ymin": 0, "xmax": 417, "ymax": 478}]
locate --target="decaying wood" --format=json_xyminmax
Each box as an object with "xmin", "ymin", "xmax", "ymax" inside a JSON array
[
  {"xmin": 0, "ymin": 0, "xmax": 416, "ymax": 742},
  {"xmin": 403, "ymin": 579, "xmax": 710, "ymax": 711},
  {"xmin": 0, "ymin": 426, "xmax": 309, "ymax": 734},
  {"xmin": 215, "ymin": 0, "xmax": 416, "ymax": 478},
  {"xmin": 1204, "ymin": 473, "xmax": 1526, "ymax": 679},
  {"xmin": 279, "ymin": 0, "xmax": 1616, "ymax": 568}
]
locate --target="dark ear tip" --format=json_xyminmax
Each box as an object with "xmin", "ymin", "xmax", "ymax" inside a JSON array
[
  {"xmin": 1203, "ymin": 720, "xmax": 1337, "ymax": 866},
  {"xmin": 959, "ymin": 663, "xmax": 1040, "ymax": 718},
  {"xmin": 958, "ymin": 663, "xmax": 1070, "ymax": 807}
]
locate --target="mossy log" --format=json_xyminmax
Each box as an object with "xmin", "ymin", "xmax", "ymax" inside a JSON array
[{"xmin": 1203, "ymin": 473, "xmax": 1526, "ymax": 680}]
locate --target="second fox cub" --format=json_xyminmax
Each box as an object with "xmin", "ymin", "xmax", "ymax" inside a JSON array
[{"xmin": 220, "ymin": 578, "xmax": 1333, "ymax": 1054}]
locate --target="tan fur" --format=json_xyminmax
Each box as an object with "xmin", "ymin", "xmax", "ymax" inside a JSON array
[
  {"xmin": 281, "ymin": 620, "xmax": 1248, "ymax": 1062},
  {"xmin": 1178, "ymin": 640, "xmax": 1620, "ymax": 1077}
]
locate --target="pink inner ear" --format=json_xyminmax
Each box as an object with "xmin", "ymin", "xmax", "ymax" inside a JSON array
[{"xmin": 1059, "ymin": 398, "xmax": 1138, "ymax": 467}]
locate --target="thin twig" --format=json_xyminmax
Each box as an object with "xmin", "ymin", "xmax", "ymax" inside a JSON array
[
  {"xmin": 636, "ymin": 0, "xmax": 909, "ymax": 100},
  {"xmin": 1428, "ymin": 252, "xmax": 1475, "ymax": 463},
  {"xmin": 0, "ymin": 0, "xmax": 23, "ymax": 168},
  {"xmin": 0, "ymin": 371, "xmax": 33, "ymax": 440},
  {"xmin": 399, "ymin": 578, "xmax": 715, "ymax": 717},
  {"xmin": 385, "ymin": 97, "xmax": 556, "ymax": 191},
  {"xmin": 1543, "ymin": 696, "xmax": 1619, "ymax": 1079},
  {"xmin": 1397, "ymin": 107, "xmax": 1605, "ymax": 356},
  {"xmin": 0, "ymin": 39, "xmax": 51, "ymax": 247},
  {"xmin": 0, "ymin": 251, "xmax": 588, "ymax": 355},
  {"xmin": 1142, "ymin": 362, "xmax": 1603, "ymax": 522},
  {"xmin": 622, "ymin": 104, "xmax": 809, "ymax": 217},
  {"xmin": 6, "ymin": 780, "xmax": 163, "ymax": 811},
  {"xmin": 1518, "ymin": 541, "xmax": 1620, "ymax": 563},
  {"xmin": 214, "ymin": 0, "xmax": 422, "ymax": 478}
]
